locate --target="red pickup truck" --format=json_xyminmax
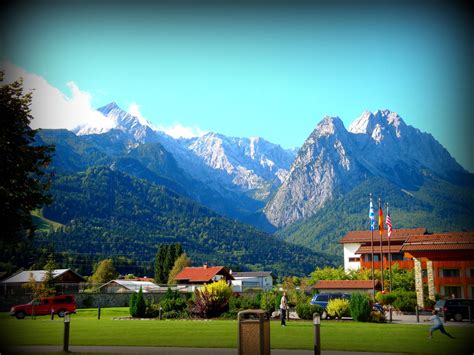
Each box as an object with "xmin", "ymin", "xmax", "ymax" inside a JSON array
[{"xmin": 10, "ymin": 294, "xmax": 76, "ymax": 319}]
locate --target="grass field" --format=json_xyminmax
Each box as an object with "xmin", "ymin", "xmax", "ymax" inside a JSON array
[{"xmin": 1, "ymin": 308, "xmax": 473, "ymax": 354}]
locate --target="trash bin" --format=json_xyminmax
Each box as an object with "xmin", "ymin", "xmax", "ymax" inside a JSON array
[{"xmin": 238, "ymin": 309, "xmax": 270, "ymax": 355}]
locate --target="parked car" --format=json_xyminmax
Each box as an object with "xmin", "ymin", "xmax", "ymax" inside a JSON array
[
  {"xmin": 310, "ymin": 292, "xmax": 351, "ymax": 319},
  {"xmin": 10, "ymin": 294, "xmax": 76, "ymax": 319},
  {"xmin": 434, "ymin": 298, "xmax": 474, "ymax": 322}
]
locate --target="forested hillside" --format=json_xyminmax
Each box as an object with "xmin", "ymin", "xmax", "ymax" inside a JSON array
[{"xmin": 36, "ymin": 167, "xmax": 335, "ymax": 277}]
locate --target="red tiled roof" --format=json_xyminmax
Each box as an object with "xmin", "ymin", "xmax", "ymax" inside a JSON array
[
  {"xmin": 355, "ymin": 244, "xmax": 403, "ymax": 254},
  {"xmin": 314, "ymin": 280, "xmax": 376, "ymax": 290},
  {"xmin": 339, "ymin": 228, "xmax": 426, "ymax": 244},
  {"xmin": 401, "ymin": 232, "xmax": 474, "ymax": 252},
  {"xmin": 174, "ymin": 266, "xmax": 232, "ymax": 282}
]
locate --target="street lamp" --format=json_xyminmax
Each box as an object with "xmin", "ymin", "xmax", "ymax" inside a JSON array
[
  {"xmin": 313, "ymin": 312, "xmax": 321, "ymax": 355},
  {"xmin": 63, "ymin": 312, "xmax": 71, "ymax": 352}
]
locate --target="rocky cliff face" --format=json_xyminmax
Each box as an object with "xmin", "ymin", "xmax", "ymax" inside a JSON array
[{"xmin": 264, "ymin": 110, "xmax": 465, "ymax": 228}]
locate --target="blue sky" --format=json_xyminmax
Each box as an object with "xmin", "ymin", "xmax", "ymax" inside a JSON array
[{"xmin": 2, "ymin": 1, "xmax": 473, "ymax": 171}]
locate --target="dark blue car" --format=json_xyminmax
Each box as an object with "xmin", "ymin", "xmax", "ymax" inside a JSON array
[{"xmin": 310, "ymin": 292, "xmax": 351, "ymax": 319}]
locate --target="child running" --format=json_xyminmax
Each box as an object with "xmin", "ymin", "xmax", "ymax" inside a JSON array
[{"xmin": 428, "ymin": 310, "xmax": 455, "ymax": 339}]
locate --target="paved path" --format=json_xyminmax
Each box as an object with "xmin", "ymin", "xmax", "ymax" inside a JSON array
[{"xmin": 1, "ymin": 346, "xmax": 406, "ymax": 354}]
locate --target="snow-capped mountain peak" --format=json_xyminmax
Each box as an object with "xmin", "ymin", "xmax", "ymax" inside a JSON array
[{"xmin": 315, "ymin": 116, "xmax": 345, "ymax": 137}]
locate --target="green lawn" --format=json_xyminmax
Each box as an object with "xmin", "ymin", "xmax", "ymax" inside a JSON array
[{"xmin": 1, "ymin": 308, "xmax": 473, "ymax": 354}]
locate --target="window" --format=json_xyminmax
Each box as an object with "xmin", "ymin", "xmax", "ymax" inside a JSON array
[
  {"xmin": 349, "ymin": 257, "xmax": 360, "ymax": 262},
  {"xmin": 364, "ymin": 255, "xmax": 379, "ymax": 262},
  {"xmin": 422, "ymin": 269, "xmax": 428, "ymax": 278},
  {"xmin": 391, "ymin": 253, "xmax": 405, "ymax": 261},
  {"xmin": 444, "ymin": 286, "xmax": 462, "ymax": 298},
  {"xmin": 470, "ymin": 269, "xmax": 474, "ymax": 277},
  {"xmin": 442, "ymin": 269, "xmax": 460, "ymax": 277},
  {"xmin": 316, "ymin": 294, "xmax": 329, "ymax": 302}
]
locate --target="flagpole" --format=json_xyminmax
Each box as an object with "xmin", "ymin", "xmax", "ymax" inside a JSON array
[
  {"xmin": 370, "ymin": 194, "xmax": 375, "ymax": 299},
  {"xmin": 379, "ymin": 197, "xmax": 384, "ymax": 293},
  {"xmin": 387, "ymin": 203, "xmax": 392, "ymax": 293}
]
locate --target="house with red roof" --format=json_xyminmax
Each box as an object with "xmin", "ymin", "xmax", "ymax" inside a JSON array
[{"xmin": 174, "ymin": 264, "xmax": 234, "ymax": 285}]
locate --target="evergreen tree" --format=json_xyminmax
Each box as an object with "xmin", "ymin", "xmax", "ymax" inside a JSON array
[
  {"xmin": 163, "ymin": 244, "xmax": 175, "ymax": 281},
  {"xmin": 0, "ymin": 72, "xmax": 54, "ymax": 270},
  {"xmin": 154, "ymin": 245, "xmax": 167, "ymax": 284},
  {"xmin": 129, "ymin": 292, "xmax": 137, "ymax": 317},
  {"xmin": 135, "ymin": 286, "xmax": 146, "ymax": 318}
]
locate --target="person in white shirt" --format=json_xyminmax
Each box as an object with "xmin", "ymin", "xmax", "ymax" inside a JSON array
[
  {"xmin": 428, "ymin": 310, "xmax": 454, "ymax": 339},
  {"xmin": 280, "ymin": 291, "xmax": 288, "ymax": 326}
]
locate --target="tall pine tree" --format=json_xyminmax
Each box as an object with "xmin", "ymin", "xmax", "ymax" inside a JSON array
[{"xmin": 155, "ymin": 243, "xmax": 183, "ymax": 284}]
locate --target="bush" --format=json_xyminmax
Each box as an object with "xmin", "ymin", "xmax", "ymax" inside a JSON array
[
  {"xmin": 145, "ymin": 303, "xmax": 161, "ymax": 318},
  {"xmin": 350, "ymin": 293, "xmax": 371, "ymax": 322},
  {"xmin": 375, "ymin": 292, "xmax": 397, "ymax": 306},
  {"xmin": 392, "ymin": 290, "xmax": 417, "ymax": 312},
  {"xmin": 260, "ymin": 292, "xmax": 278, "ymax": 312},
  {"xmin": 135, "ymin": 286, "xmax": 146, "ymax": 318},
  {"xmin": 296, "ymin": 302, "xmax": 323, "ymax": 320},
  {"xmin": 326, "ymin": 298, "xmax": 350, "ymax": 319},
  {"xmin": 191, "ymin": 280, "xmax": 232, "ymax": 318},
  {"xmin": 229, "ymin": 293, "xmax": 260, "ymax": 311},
  {"xmin": 129, "ymin": 292, "xmax": 137, "ymax": 317}
]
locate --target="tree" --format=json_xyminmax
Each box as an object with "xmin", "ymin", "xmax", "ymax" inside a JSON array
[
  {"xmin": 167, "ymin": 253, "xmax": 191, "ymax": 284},
  {"xmin": 23, "ymin": 272, "xmax": 55, "ymax": 298},
  {"xmin": 155, "ymin": 243, "xmax": 183, "ymax": 284},
  {"xmin": 129, "ymin": 292, "xmax": 137, "ymax": 317},
  {"xmin": 90, "ymin": 259, "xmax": 118, "ymax": 285},
  {"xmin": 42, "ymin": 254, "xmax": 57, "ymax": 295},
  {"xmin": 154, "ymin": 245, "xmax": 167, "ymax": 284},
  {"xmin": 0, "ymin": 73, "xmax": 54, "ymax": 242},
  {"xmin": 135, "ymin": 286, "xmax": 146, "ymax": 318},
  {"xmin": 309, "ymin": 266, "xmax": 349, "ymax": 285}
]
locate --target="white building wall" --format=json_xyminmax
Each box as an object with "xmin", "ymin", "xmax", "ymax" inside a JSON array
[{"xmin": 343, "ymin": 243, "xmax": 362, "ymax": 272}]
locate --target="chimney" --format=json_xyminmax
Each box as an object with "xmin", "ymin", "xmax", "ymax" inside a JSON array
[{"xmin": 203, "ymin": 262, "xmax": 208, "ymax": 269}]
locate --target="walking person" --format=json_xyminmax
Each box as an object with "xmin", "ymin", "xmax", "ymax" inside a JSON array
[
  {"xmin": 428, "ymin": 310, "xmax": 455, "ymax": 339},
  {"xmin": 280, "ymin": 291, "xmax": 288, "ymax": 327}
]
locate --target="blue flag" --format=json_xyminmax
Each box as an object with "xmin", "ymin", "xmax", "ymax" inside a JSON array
[{"xmin": 369, "ymin": 199, "xmax": 375, "ymax": 231}]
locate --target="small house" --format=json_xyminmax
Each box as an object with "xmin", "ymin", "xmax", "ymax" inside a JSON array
[
  {"xmin": 98, "ymin": 280, "xmax": 161, "ymax": 293},
  {"xmin": 174, "ymin": 265, "xmax": 234, "ymax": 285},
  {"xmin": 1, "ymin": 269, "xmax": 85, "ymax": 294},
  {"xmin": 231, "ymin": 271, "xmax": 274, "ymax": 292}
]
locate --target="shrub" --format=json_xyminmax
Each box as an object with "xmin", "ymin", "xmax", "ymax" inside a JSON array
[
  {"xmin": 392, "ymin": 290, "xmax": 417, "ymax": 312},
  {"xmin": 129, "ymin": 292, "xmax": 137, "ymax": 317},
  {"xmin": 375, "ymin": 292, "xmax": 397, "ymax": 306},
  {"xmin": 349, "ymin": 293, "xmax": 371, "ymax": 322},
  {"xmin": 296, "ymin": 302, "xmax": 323, "ymax": 320},
  {"xmin": 260, "ymin": 291, "xmax": 278, "ymax": 312},
  {"xmin": 191, "ymin": 280, "xmax": 232, "ymax": 318},
  {"xmin": 229, "ymin": 293, "xmax": 260, "ymax": 311},
  {"xmin": 135, "ymin": 286, "xmax": 146, "ymax": 318},
  {"xmin": 326, "ymin": 298, "xmax": 350, "ymax": 319},
  {"xmin": 145, "ymin": 303, "xmax": 161, "ymax": 318}
]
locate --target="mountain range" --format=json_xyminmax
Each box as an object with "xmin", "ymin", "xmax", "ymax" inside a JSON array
[{"xmin": 34, "ymin": 103, "xmax": 474, "ymax": 275}]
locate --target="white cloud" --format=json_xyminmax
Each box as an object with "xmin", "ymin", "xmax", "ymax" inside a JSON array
[
  {"xmin": 127, "ymin": 102, "xmax": 153, "ymax": 128},
  {"xmin": 1, "ymin": 61, "xmax": 114, "ymax": 131},
  {"xmin": 158, "ymin": 123, "xmax": 207, "ymax": 139}
]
